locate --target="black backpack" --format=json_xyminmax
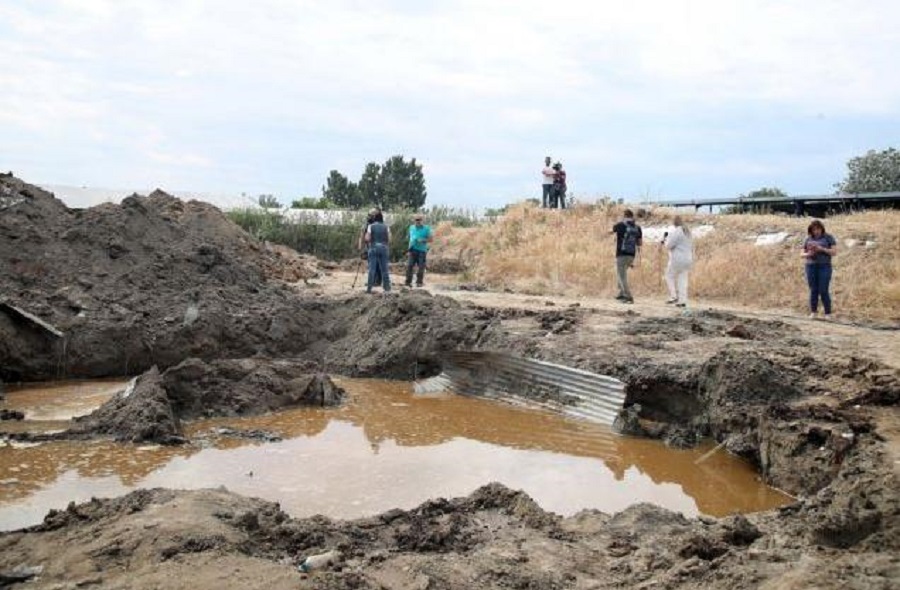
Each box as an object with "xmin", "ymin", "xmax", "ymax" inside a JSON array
[{"xmin": 621, "ymin": 223, "xmax": 639, "ymax": 255}]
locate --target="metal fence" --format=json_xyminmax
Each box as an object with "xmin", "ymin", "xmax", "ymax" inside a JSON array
[{"xmin": 416, "ymin": 351, "xmax": 626, "ymax": 426}]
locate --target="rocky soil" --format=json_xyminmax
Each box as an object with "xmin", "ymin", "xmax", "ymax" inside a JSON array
[
  {"xmin": 0, "ymin": 451, "xmax": 896, "ymax": 590},
  {"xmin": 1, "ymin": 174, "xmax": 898, "ymax": 589}
]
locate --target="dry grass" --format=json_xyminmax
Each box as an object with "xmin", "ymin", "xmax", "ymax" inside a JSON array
[{"xmin": 439, "ymin": 204, "xmax": 900, "ymax": 321}]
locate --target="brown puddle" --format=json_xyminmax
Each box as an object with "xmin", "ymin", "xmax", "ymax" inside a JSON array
[{"xmin": 0, "ymin": 378, "xmax": 793, "ymax": 531}]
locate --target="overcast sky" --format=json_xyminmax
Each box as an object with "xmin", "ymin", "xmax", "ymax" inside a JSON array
[{"xmin": 1, "ymin": 0, "xmax": 898, "ymax": 209}]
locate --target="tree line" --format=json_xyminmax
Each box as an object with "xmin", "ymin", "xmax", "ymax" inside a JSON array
[
  {"xmin": 321, "ymin": 155, "xmax": 426, "ymax": 211},
  {"xmin": 739, "ymin": 148, "xmax": 899, "ymax": 203}
]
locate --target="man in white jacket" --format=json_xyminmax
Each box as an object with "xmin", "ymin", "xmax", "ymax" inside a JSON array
[
  {"xmin": 664, "ymin": 216, "xmax": 694, "ymax": 307},
  {"xmin": 541, "ymin": 156, "xmax": 555, "ymax": 208}
]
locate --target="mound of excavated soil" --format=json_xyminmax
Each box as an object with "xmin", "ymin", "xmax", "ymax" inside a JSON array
[
  {"xmin": 0, "ymin": 175, "xmax": 498, "ymax": 382},
  {"xmin": 64, "ymin": 359, "xmax": 345, "ymax": 444}
]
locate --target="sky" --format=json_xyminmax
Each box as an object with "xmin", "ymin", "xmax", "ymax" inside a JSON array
[{"xmin": 1, "ymin": 0, "xmax": 899, "ymax": 210}]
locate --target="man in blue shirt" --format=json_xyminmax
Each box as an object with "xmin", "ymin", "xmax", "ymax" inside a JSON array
[{"xmin": 405, "ymin": 213, "xmax": 433, "ymax": 287}]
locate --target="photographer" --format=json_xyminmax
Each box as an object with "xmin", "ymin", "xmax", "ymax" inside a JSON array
[
  {"xmin": 364, "ymin": 210, "xmax": 391, "ymax": 293},
  {"xmin": 358, "ymin": 208, "xmax": 383, "ymax": 288}
]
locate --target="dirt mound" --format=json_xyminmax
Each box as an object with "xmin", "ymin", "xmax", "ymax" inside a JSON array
[
  {"xmin": 159, "ymin": 357, "xmax": 342, "ymax": 418},
  {"xmin": 66, "ymin": 359, "xmax": 345, "ymax": 444},
  {"xmin": 0, "ymin": 176, "xmax": 496, "ymax": 382},
  {"xmin": 67, "ymin": 367, "xmax": 184, "ymax": 444},
  {"xmin": 0, "ymin": 175, "xmax": 309, "ymax": 380},
  {"xmin": 260, "ymin": 243, "xmax": 320, "ymax": 283},
  {"xmin": 314, "ymin": 291, "xmax": 494, "ymax": 379}
]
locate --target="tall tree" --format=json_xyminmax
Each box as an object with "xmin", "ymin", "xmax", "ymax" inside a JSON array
[
  {"xmin": 358, "ymin": 162, "xmax": 383, "ymax": 208},
  {"xmin": 838, "ymin": 148, "xmax": 900, "ymax": 193},
  {"xmin": 322, "ymin": 170, "xmax": 362, "ymax": 208},
  {"xmin": 380, "ymin": 155, "xmax": 427, "ymax": 210},
  {"xmin": 320, "ymin": 156, "xmax": 428, "ymax": 211}
]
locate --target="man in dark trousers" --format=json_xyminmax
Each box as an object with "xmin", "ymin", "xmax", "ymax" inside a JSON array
[
  {"xmin": 364, "ymin": 211, "xmax": 391, "ymax": 293},
  {"xmin": 405, "ymin": 213, "xmax": 433, "ymax": 287},
  {"xmin": 611, "ymin": 209, "xmax": 642, "ymax": 303},
  {"xmin": 541, "ymin": 156, "xmax": 555, "ymax": 208},
  {"xmin": 358, "ymin": 208, "xmax": 383, "ymax": 287},
  {"xmin": 551, "ymin": 162, "xmax": 567, "ymax": 209}
]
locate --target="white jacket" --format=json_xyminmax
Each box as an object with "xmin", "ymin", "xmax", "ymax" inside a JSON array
[{"xmin": 665, "ymin": 226, "xmax": 694, "ymax": 267}]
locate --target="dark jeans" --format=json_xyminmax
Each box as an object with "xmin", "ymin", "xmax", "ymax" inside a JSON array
[
  {"xmin": 542, "ymin": 184, "xmax": 552, "ymax": 208},
  {"xmin": 367, "ymin": 243, "xmax": 391, "ymax": 292},
  {"xmin": 550, "ymin": 186, "xmax": 566, "ymax": 209},
  {"xmin": 406, "ymin": 249, "xmax": 427, "ymax": 286},
  {"xmin": 805, "ymin": 263, "xmax": 832, "ymax": 314}
]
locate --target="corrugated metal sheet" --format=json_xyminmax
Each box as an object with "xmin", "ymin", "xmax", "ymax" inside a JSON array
[
  {"xmin": 415, "ymin": 351, "xmax": 626, "ymax": 426},
  {"xmin": 0, "ymin": 301, "xmax": 64, "ymax": 338}
]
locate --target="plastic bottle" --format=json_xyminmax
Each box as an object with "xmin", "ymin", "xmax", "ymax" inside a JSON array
[{"xmin": 298, "ymin": 549, "xmax": 341, "ymax": 573}]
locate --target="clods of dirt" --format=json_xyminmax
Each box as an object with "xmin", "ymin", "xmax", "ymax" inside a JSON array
[{"xmin": 62, "ymin": 359, "xmax": 346, "ymax": 444}]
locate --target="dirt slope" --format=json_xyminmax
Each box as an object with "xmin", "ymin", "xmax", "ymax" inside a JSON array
[{"xmin": 0, "ymin": 175, "xmax": 492, "ymax": 382}]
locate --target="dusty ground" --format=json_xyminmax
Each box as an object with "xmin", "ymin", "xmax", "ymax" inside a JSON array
[{"xmin": 1, "ymin": 175, "xmax": 898, "ymax": 589}]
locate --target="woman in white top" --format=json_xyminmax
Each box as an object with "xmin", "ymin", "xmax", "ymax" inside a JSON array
[{"xmin": 664, "ymin": 216, "xmax": 694, "ymax": 307}]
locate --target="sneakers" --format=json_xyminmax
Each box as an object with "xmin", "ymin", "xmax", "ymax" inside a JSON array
[
  {"xmin": 675, "ymin": 303, "xmax": 686, "ymax": 308},
  {"xmin": 615, "ymin": 294, "xmax": 627, "ymax": 301},
  {"xmin": 665, "ymin": 298, "xmax": 678, "ymax": 305},
  {"xmin": 808, "ymin": 312, "xmax": 818, "ymax": 319},
  {"xmin": 619, "ymin": 296, "xmax": 634, "ymax": 304}
]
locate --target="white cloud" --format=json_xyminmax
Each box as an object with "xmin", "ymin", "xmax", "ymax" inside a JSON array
[{"xmin": 0, "ymin": 0, "xmax": 897, "ymax": 206}]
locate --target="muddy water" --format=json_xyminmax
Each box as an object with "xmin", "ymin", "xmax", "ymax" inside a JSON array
[{"xmin": 0, "ymin": 379, "xmax": 792, "ymax": 531}]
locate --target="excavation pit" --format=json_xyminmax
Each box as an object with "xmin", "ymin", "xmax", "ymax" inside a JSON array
[{"xmin": 0, "ymin": 378, "xmax": 792, "ymax": 531}]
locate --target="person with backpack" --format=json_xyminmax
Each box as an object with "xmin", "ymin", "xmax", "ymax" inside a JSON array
[
  {"xmin": 551, "ymin": 162, "xmax": 567, "ymax": 209},
  {"xmin": 663, "ymin": 215, "xmax": 694, "ymax": 307},
  {"xmin": 364, "ymin": 210, "xmax": 391, "ymax": 293},
  {"xmin": 405, "ymin": 213, "xmax": 433, "ymax": 288},
  {"xmin": 611, "ymin": 209, "xmax": 642, "ymax": 303}
]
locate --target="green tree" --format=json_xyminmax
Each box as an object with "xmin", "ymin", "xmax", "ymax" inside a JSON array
[
  {"xmin": 742, "ymin": 187, "xmax": 787, "ymax": 200},
  {"xmin": 257, "ymin": 194, "xmax": 281, "ymax": 209},
  {"xmin": 322, "ymin": 170, "xmax": 362, "ymax": 208},
  {"xmin": 358, "ymin": 162, "xmax": 383, "ymax": 208},
  {"xmin": 292, "ymin": 196, "xmax": 335, "ymax": 209},
  {"xmin": 380, "ymin": 155, "xmax": 427, "ymax": 210},
  {"xmin": 837, "ymin": 148, "xmax": 900, "ymax": 193},
  {"xmin": 322, "ymin": 155, "xmax": 428, "ymax": 211}
]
